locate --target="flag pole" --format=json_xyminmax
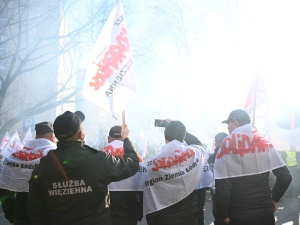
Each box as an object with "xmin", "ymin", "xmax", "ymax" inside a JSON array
[
  {"xmin": 122, "ymin": 110, "xmax": 126, "ymax": 125},
  {"xmin": 252, "ymin": 74, "xmax": 258, "ymax": 127}
]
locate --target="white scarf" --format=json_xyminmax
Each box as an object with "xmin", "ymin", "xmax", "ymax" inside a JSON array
[
  {"xmin": 214, "ymin": 124, "xmax": 286, "ymax": 179},
  {"xmin": 103, "ymin": 140, "xmax": 147, "ymax": 191},
  {"xmin": 0, "ymin": 138, "xmax": 56, "ymax": 192},
  {"xmin": 143, "ymin": 140, "xmax": 205, "ymax": 215}
]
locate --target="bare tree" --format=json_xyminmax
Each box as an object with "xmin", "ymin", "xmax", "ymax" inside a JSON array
[{"xmin": 0, "ymin": 0, "xmax": 112, "ymax": 137}]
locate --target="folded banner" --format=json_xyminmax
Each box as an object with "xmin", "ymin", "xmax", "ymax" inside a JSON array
[
  {"xmin": 0, "ymin": 138, "xmax": 56, "ymax": 192},
  {"xmin": 214, "ymin": 124, "xmax": 286, "ymax": 179},
  {"xmin": 103, "ymin": 140, "xmax": 147, "ymax": 191},
  {"xmin": 83, "ymin": 0, "xmax": 136, "ymax": 119},
  {"xmin": 143, "ymin": 140, "xmax": 205, "ymax": 215},
  {"xmin": 196, "ymin": 160, "xmax": 213, "ymax": 189}
]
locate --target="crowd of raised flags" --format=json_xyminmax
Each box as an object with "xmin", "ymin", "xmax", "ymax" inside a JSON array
[{"xmin": 0, "ymin": 128, "xmax": 33, "ymax": 160}]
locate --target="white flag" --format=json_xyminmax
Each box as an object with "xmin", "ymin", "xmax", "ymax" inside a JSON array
[
  {"xmin": 83, "ymin": 0, "xmax": 136, "ymax": 119},
  {"xmin": 0, "ymin": 131, "xmax": 11, "ymax": 151},
  {"xmin": 22, "ymin": 127, "xmax": 33, "ymax": 146},
  {"xmin": 0, "ymin": 131, "xmax": 22, "ymax": 158}
]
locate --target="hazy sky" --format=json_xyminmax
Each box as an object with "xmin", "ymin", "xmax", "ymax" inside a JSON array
[{"xmin": 67, "ymin": 0, "xmax": 300, "ymax": 151}]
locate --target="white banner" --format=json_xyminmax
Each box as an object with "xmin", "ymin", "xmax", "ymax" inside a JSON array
[
  {"xmin": 0, "ymin": 138, "xmax": 56, "ymax": 192},
  {"xmin": 214, "ymin": 124, "xmax": 286, "ymax": 179},
  {"xmin": 143, "ymin": 140, "xmax": 205, "ymax": 215},
  {"xmin": 83, "ymin": 0, "xmax": 136, "ymax": 119},
  {"xmin": 103, "ymin": 140, "xmax": 147, "ymax": 191}
]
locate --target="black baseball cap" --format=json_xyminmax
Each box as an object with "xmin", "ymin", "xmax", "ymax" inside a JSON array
[
  {"xmin": 109, "ymin": 125, "xmax": 122, "ymax": 138},
  {"xmin": 35, "ymin": 122, "xmax": 54, "ymax": 135},
  {"xmin": 53, "ymin": 111, "xmax": 85, "ymax": 140},
  {"xmin": 222, "ymin": 109, "xmax": 251, "ymax": 124}
]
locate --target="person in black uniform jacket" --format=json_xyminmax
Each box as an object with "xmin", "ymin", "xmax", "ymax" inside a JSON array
[
  {"xmin": 215, "ymin": 109, "xmax": 292, "ymax": 225},
  {"xmin": 183, "ymin": 132, "xmax": 206, "ymax": 225},
  {"xmin": 207, "ymin": 132, "xmax": 228, "ymax": 225},
  {"xmin": 103, "ymin": 125, "xmax": 144, "ymax": 225},
  {"xmin": 28, "ymin": 111, "xmax": 139, "ymax": 225}
]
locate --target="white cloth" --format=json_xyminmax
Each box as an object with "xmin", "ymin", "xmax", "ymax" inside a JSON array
[
  {"xmin": 82, "ymin": 0, "xmax": 136, "ymax": 119},
  {"xmin": 103, "ymin": 140, "xmax": 147, "ymax": 191},
  {"xmin": 0, "ymin": 138, "xmax": 56, "ymax": 192},
  {"xmin": 143, "ymin": 140, "xmax": 205, "ymax": 215},
  {"xmin": 214, "ymin": 124, "xmax": 286, "ymax": 179},
  {"xmin": 196, "ymin": 160, "xmax": 214, "ymax": 189}
]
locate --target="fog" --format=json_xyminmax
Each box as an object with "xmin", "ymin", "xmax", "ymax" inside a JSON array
[{"xmin": 65, "ymin": 0, "xmax": 300, "ymax": 154}]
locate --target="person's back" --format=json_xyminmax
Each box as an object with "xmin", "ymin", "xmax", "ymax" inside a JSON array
[
  {"xmin": 146, "ymin": 190, "xmax": 199, "ymax": 225},
  {"xmin": 0, "ymin": 122, "xmax": 56, "ymax": 225},
  {"xmin": 209, "ymin": 132, "xmax": 228, "ymax": 225},
  {"xmin": 28, "ymin": 111, "xmax": 139, "ymax": 225},
  {"xmin": 103, "ymin": 125, "xmax": 146, "ymax": 225},
  {"xmin": 215, "ymin": 109, "xmax": 292, "ymax": 225},
  {"xmin": 144, "ymin": 120, "xmax": 206, "ymax": 225}
]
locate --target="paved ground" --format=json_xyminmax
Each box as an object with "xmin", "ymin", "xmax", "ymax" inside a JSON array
[
  {"xmin": 138, "ymin": 194, "xmax": 300, "ymax": 225},
  {"xmin": 1, "ymin": 194, "xmax": 299, "ymax": 225}
]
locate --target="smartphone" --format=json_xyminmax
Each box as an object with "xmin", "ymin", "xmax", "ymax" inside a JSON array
[{"xmin": 154, "ymin": 119, "xmax": 168, "ymax": 127}]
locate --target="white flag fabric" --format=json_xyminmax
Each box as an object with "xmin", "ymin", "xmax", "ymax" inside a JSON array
[
  {"xmin": 103, "ymin": 140, "xmax": 147, "ymax": 191},
  {"xmin": 143, "ymin": 140, "xmax": 205, "ymax": 215},
  {"xmin": 22, "ymin": 127, "xmax": 33, "ymax": 146},
  {"xmin": 83, "ymin": 0, "xmax": 136, "ymax": 119},
  {"xmin": 214, "ymin": 124, "xmax": 286, "ymax": 179},
  {"xmin": 0, "ymin": 131, "xmax": 22, "ymax": 159},
  {"xmin": 0, "ymin": 138, "xmax": 56, "ymax": 192},
  {"xmin": 0, "ymin": 131, "xmax": 11, "ymax": 151}
]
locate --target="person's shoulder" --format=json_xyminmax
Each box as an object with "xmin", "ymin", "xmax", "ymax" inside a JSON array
[{"xmin": 83, "ymin": 145, "xmax": 108, "ymax": 156}]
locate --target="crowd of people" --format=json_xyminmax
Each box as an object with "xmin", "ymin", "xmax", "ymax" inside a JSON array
[{"xmin": 0, "ymin": 109, "xmax": 295, "ymax": 225}]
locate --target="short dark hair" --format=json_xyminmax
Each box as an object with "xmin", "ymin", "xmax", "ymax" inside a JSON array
[
  {"xmin": 164, "ymin": 121, "xmax": 186, "ymax": 142},
  {"xmin": 214, "ymin": 132, "xmax": 228, "ymax": 142},
  {"xmin": 109, "ymin": 126, "xmax": 122, "ymax": 138}
]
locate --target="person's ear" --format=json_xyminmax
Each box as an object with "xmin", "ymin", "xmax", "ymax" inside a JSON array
[
  {"xmin": 78, "ymin": 130, "xmax": 85, "ymax": 141},
  {"xmin": 51, "ymin": 134, "xmax": 57, "ymax": 143}
]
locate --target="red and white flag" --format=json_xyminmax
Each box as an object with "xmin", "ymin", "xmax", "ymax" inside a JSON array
[
  {"xmin": 0, "ymin": 138, "xmax": 56, "ymax": 192},
  {"xmin": 0, "ymin": 131, "xmax": 22, "ymax": 158},
  {"xmin": 103, "ymin": 140, "xmax": 147, "ymax": 191},
  {"xmin": 83, "ymin": 0, "xmax": 136, "ymax": 119},
  {"xmin": 22, "ymin": 127, "xmax": 33, "ymax": 147},
  {"xmin": 244, "ymin": 74, "xmax": 268, "ymax": 125},
  {"xmin": 214, "ymin": 124, "xmax": 286, "ymax": 179},
  {"xmin": 0, "ymin": 132, "xmax": 11, "ymax": 151},
  {"xmin": 143, "ymin": 140, "xmax": 205, "ymax": 215}
]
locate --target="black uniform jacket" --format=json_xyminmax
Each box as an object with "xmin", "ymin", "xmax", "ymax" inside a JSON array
[
  {"xmin": 216, "ymin": 166, "xmax": 292, "ymax": 221},
  {"xmin": 28, "ymin": 138, "xmax": 139, "ymax": 225}
]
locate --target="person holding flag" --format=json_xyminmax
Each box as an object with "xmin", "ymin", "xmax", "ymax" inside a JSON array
[
  {"xmin": 214, "ymin": 109, "xmax": 292, "ymax": 225},
  {"xmin": 0, "ymin": 122, "xmax": 56, "ymax": 225},
  {"xmin": 143, "ymin": 120, "xmax": 206, "ymax": 225},
  {"xmin": 103, "ymin": 125, "xmax": 146, "ymax": 225},
  {"xmin": 28, "ymin": 111, "xmax": 139, "ymax": 225}
]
